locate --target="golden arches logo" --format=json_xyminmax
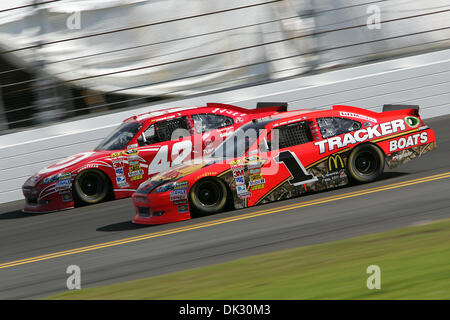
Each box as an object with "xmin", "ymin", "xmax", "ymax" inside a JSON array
[{"xmin": 328, "ymin": 154, "xmax": 345, "ymax": 172}]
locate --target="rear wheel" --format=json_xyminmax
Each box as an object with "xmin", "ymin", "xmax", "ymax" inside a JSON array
[
  {"xmin": 347, "ymin": 144, "xmax": 385, "ymax": 183},
  {"xmin": 73, "ymin": 169, "xmax": 110, "ymax": 205},
  {"xmin": 189, "ymin": 178, "xmax": 228, "ymax": 215}
]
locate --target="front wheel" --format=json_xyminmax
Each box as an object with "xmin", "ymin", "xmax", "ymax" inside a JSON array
[
  {"xmin": 73, "ymin": 169, "xmax": 111, "ymax": 205},
  {"xmin": 347, "ymin": 144, "xmax": 385, "ymax": 183},
  {"xmin": 189, "ymin": 178, "xmax": 228, "ymax": 215}
]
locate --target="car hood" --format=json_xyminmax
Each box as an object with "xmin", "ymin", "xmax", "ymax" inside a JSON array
[
  {"xmin": 24, "ymin": 150, "xmax": 113, "ymax": 187},
  {"xmin": 135, "ymin": 160, "xmax": 213, "ymax": 195}
]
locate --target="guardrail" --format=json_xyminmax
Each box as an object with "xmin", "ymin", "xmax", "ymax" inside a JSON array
[{"xmin": 0, "ymin": 48, "xmax": 449, "ymax": 204}]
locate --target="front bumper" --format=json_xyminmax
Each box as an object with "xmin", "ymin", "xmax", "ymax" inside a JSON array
[
  {"xmin": 22, "ymin": 185, "xmax": 74, "ymax": 213},
  {"xmin": 132, "ymin": 192, "xmax": 191, "ymax": 225}
]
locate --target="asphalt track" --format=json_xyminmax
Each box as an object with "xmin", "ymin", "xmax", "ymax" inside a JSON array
[{"xmin": 0, "ymin": 115, "xmax": 449, "ymax": 299}]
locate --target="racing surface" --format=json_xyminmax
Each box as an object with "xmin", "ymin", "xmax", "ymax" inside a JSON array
[{"xmin": 0, "ymin": 114, "xmax": 449, "ymax": 299}]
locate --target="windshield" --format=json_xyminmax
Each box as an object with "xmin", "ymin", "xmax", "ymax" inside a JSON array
[
  {"xmin": 95, "ymin": 121, "xmax": 142, "ymax": 151},
  {"xmin": 212, "ymin": 120, "xmax": 270, "ymax": 160}
]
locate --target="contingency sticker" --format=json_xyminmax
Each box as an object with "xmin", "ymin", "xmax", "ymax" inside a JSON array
[
  {"xmin": 247, "ymin": 155, "xmax": 265, "ymax": 191},
  {"xmin": 230, "ymin": 159, "xmax": 251, "ymax": 199},
  {"xmin": 55, "ymin": 172, "xmax": 72, "ymax": 192},
  {"xmin": 110, "ymin": 152, "xmax": 129, "ymax": 188},
  {"xmin": 170, "ymin": 189, "xmax": 187, "ymax": 202}
]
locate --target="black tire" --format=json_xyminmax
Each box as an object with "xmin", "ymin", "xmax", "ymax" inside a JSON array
[
  {"xmin": 347, "ymin": 144, "xmax": 385, "ymax": 183},
  {"xmin": 73, "ymin": 169, "xmax": 110, "ymax": 205},
  {"xmin": 189, "ymin": 178, "xmax": 228, "ymax": 215}
]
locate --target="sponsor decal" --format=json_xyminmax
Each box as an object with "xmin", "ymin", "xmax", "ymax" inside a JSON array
[
  {"xmin": 116, "ymin": 175, "xmax": 129, "ymax": 187},
  {"xmin": 128, "ymin": 162, "xmax": 144, "ymax": 181},
  {"xmin": 249, "ymin": 173, "xmax": 265, "ymax": 190},
  {"xmin": 391, "ymin": 150, "xmax": 413, "ymax": 162},
  {"xmin": 405, "ymin": 116, "xmax": 420, "ymax": 128},
  {"xmin": 273, "ymin": 117, "xmax": 307, "ymax": 128},
  {"xmin": 61, "ymin": 192, "xmax": 73, "ymax": 202},
  {"xmin": 211, "ymin": 108, "xmax": 247, "ymax": 117},
  {"xmin": 174, "ymin": 181, "xmax": 189, "ymax": 190},
  {"xmin": 389, "ymin": 132, "xmax": 428, "ymax": 152},
  {"xmin": 247, "ymin": 155, "xmax": 262, "ymax": 170},
  {"xmin": 235, "ymin": 176, "xmax": 245, "ymax": 185},
  {"xmin": 170, "ymin": 189, "xmax": 187, "ymax": 201},
  {"xmin": 177, "ymin": 204, "xmax": 189, "ymax": 213},
  {"xmin": 315, "ymin": 119, "xmax": 406, "ymax": 154},
  {"xmin": 232, "ymin": 166, "xmax": 245, "ymax": 178},
  {"xmin": 110, "ymin": 152, "xmax": 122, "ymax": 158},
  {"xmin": 42, "ymin": 174, "xmax": 59, "ymax": 185},
  {"xmin": 110, "ymin": 152, "xmax": 129, "ymax": 187},
  {"xmin": 111, "ymin": 158, "xmax": 123, "ymax": 169},
  {"xmin": 236, "ymin": 184, "xmax": 251, "ymax": 199},
  {"xmin": 328, "ymin": 154, "xmax": 345, "ymax": 172},
  {"xmin": 55, "ymin": 173, "xmax": 72, "ymax": 192},
  {"xmin": 249, "ymin": 179, "xmax": 265, "ymax": 186},
  {"xmin": 339, "ymin": 111, "xmax": 377, "ymax": 123},
  {"xmin": 323, "ymin": 170, "xmax": 346, "ymax": 183},
  {"xmin": 197, "ymin": 172, "xmax": 217, "ymax": 179},
  {"xmin": 123, "ymin": 149, "xmax": 139, "ymax": 156},
  {"xmin": 127, "ymin": 143, "xmax": 138, "ymax": 149}
]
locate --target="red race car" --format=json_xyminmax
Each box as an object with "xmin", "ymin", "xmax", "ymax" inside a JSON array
[
  {"xmin": 132, "ymin": 104, "xmax": 437, "ymax": 225},
  {"xmin": 22, "ymin": 103, "xmax": 287, "ymax": 213}
]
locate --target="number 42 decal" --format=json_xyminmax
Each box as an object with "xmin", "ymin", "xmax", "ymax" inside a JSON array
[{"xmin": 275, "ymin": 150, "xmax": 318, "ymax": 186}]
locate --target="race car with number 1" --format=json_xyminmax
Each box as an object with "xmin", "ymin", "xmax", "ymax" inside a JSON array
[{"xmin": 132, "ymin": 104, "xmax": 436, "ymax": 225}]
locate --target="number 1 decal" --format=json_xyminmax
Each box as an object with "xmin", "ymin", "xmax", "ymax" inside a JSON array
[{"xmin": 275, "ymin": 150, "xmax": 318, "ymax": 186}]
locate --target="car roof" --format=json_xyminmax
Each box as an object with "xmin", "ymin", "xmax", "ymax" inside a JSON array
[
  {"xmin": 124, "ymin": 103, "xmax": 257, "ymax": 124},
  {"xmin": 255, "ymin": 105, "xmax": 381, "ymax": 129}
]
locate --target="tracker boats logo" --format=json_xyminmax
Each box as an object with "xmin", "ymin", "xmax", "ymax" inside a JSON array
[{"xmin": 314, "ymin": 119, "xmax": 406, "ymax": 154}]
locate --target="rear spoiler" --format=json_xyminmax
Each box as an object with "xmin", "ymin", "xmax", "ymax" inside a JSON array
[
  {"xmin": 256, "ymin": 102, "xmax": 288, "ymax": 112},
  {"xmin": 383, "ymin": 104, "xmax": 420, "ymax": 112}
]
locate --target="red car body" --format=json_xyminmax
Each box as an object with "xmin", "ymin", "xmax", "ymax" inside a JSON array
[
  {"xmin": 132, "ymin": 105, "xmax": 437, "ymax": 225},
  {"xmin": 22, "ymin": 103, "xmax": 286, "ymax": 213}
]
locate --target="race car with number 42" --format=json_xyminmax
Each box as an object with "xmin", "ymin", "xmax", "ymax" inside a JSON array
[
  {"xmin": 22, "ymin": 102, "xmax": 287, "ymax": 213},
  {"xmin": 132, "ymin": 104, "xmax": 436, "ymax": 225}
]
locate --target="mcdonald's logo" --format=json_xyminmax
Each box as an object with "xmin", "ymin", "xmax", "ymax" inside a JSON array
[{"xmin": 328, "ymin": 154, "xmax": 345, "ymax": 172}]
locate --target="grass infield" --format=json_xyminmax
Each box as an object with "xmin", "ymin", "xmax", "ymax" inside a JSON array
[{"xmin": 48, "ymin": 218, "xmax": 450, "ymax": 299}]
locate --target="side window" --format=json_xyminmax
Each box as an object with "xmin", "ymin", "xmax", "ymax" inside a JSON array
[
  {"xmin": 192, "ymin": 114, "xmax": 234, "ymax": 133},
  {"xmin": 155, "ymin": 116, "xmax": 190, "ymax": 142},
  {"xmin": 317, "ymin": 117, "xmax": 361, "ymax": 139},
  {"xmin": 268, "ymin": 121, "xmax": 313, "ymax": 150},
  {"xmin": 138, "ymin": 124, "xmax": 158, "ymax": 146},
  {"xmin": 138, "ymin": 117, "xmax": 189, "ymax": 146}
]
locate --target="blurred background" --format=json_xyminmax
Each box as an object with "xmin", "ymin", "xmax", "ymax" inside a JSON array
[{"xmin": 0, "ymin": 0, "xmax": 448, "ymax": 133}]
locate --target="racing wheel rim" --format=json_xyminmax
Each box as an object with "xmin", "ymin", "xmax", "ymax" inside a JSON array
[
  {"xmin": 190, "ymin": 178, "xmax": 228, "ymax": 214},
  {"xmin": 348, "ymin": 144, "xmax": 385, "ymax": 183},
  {"xmin": 354, "ymin": 151, "xmax": 379, "ymax": 175},
  {"xmin": 74, "ymin": 170, "xmax": 110, "ymax": 204}
]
